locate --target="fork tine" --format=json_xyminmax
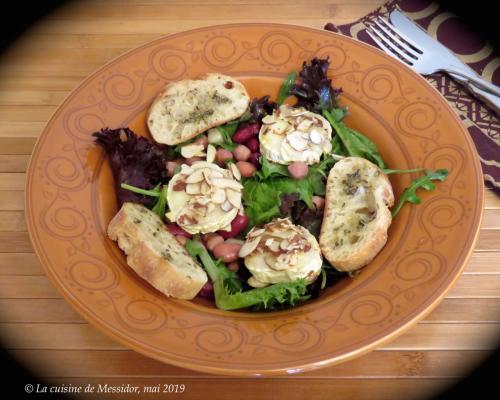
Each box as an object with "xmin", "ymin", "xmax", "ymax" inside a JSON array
[
  {"xmin": 365, "ymin": 28, "xmax": 405, "ymax": 63},
  {"xmin": 374, "ymin": 18, "xmax": 420, "ymax": 58},
  {"xmin": 377, "ymin": 17, "xmax": 423, "ymax": 55},
  {"xmin": 366, "ymin": 25, "xmax": 414, "ymax": 65}
]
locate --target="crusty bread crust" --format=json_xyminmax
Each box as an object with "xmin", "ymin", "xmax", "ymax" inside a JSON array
[
  {"xmin": 108, "ymin": 203, "xmax": 207, "ymax": 300},
  {"xmin": 147, "ymin": 73, "xmax": 250, "ymax": 145},
  {"xmin": 319, "ymin": 157, "xmax": 394, "ymax": 272}
]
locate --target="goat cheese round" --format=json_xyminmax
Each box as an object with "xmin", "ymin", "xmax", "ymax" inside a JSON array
[
  {"xmin": 239, "ymin": 218, "xmax": 322, "ymax": 287},
  {"xmin": 259, "ymin": 105, "xmax": 333, "ymax": 165},
  {"xmin": 166, "ymin": 161, "xmax": 243, "ymax": 234}
]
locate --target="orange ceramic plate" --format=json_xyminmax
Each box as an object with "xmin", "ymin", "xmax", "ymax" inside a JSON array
[{"xmin": 25, "ymin": 24, "xmax": 483, "ymax": 376}]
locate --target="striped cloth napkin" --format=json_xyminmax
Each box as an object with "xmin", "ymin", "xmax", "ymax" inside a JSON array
[{"xmin": 325, "ymin": 0, "xmax": 500, "ymax": 194}]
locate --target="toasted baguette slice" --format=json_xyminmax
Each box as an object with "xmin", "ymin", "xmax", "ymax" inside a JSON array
[
  {"xmin": 108, "ymin": 202, "xmax": 208, "ymax": 300},
  {"xmin": 147, "ymin": 73, "xmax": 250, "ymax": 145},
  {"xmin": 319, "ymin": 157, "xmax": 394, "ymax": 272}
]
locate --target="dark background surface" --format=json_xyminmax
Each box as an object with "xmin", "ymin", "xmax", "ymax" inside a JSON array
[{"xmin": 1, "ymin": 0, "xmax": 498, "ymax": 399}]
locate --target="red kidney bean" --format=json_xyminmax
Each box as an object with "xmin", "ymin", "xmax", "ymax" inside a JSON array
[
  {"xmin": 228, "ymin": 262, "xmax": 239, "ymax": 272},
  {"xmin": 194, "ymin": 135, "xmax": 208, "ymax": 148},
  {"xmin": 249, "ymin": 152, "xmax": 261, "ymax": 167},
  {"xmin": 206, "ymin": 234, "xmax": 224, "ymax": 252},
  {"xmin": 185, "ymin": 156, "xmax": 204, "ymax": 166},
  {"xmin": 212, "ymin": 242, "xmax": 242, "ymax": 263},
  {"xmin": 288, "ymin": 161, "xmax": 309, "ymax": 180},
  {"xmin": 198, "ymin": 280, "xmax": 214, "ymax": 299},
  {"xmin": 232, "ymin": 123, "xmax": 260, "ymax": 143},
  {"xmin": 219, "ymin": 214, "xmax": 249, "ymax": 239},
  {"xmin": 166, "ymin": 161, "xmax": 178, "ymax": 178},
  {"xmin": 245, "ymin": 137, "xmax": 260, "ymax": 153},
  {"xmin": 166, "ymin": 223, "xmax": 192, "ymax": 238},
  {"xmin": 201, "ymin": 232, "xmax": 217, "ymax": 243},
  {"xmin": 215, "ymin": 148, "xmax": 233, "ymax": 166},
  {"xmin": 236, "ymin": 161, "xmax": 256, "ymax": 178},
  {"xmin": 312, "ymin": 196, "xmax": 325, "ymax": 210},
  {"xmin": 175, "ymin": 235, "xmax": 187, "ymax": 245},
  {"xmin": 233, "ymin": 145, "xmax": 251, "ymax": 161}
]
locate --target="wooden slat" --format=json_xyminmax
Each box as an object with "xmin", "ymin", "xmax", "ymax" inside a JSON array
[
  {"xmin": 0, "ymin": 232, "xmax": 32, "ymax": 252},
  {"xmin": 485, "ymin": 189, "xmax": 499, "ymax": 209},
  {"xmin": 462, "ymin": 252, "xmax": 500, "ymax": 273},
  {"xmin": 0, "ymin": 299, "xmax": 82, "ymax": 323},
  {"xmin": 0, "ymin": 106, "xmax": 56, "ymax": 122},
  {"xmin": 0, "ymin": 191, "xmax": 25, "ymax": 210},
  {"xmin": 424, "ymin": 298, "xmax": 500, "ymax": 322},
  {"xmin": 0, "ymin": 211, "xmax": 26, "ymax": 231},
  {"xmin": 0, "ymin": 253, "xmax": 43, "ymax": 275},
  {"xmin": 1, "ymin": 322, "xmax": 499, "ymax": 351},
  {"xmin": 0, "ymin": 90, "xmax": 69, "ymax": 106},
  {"xmin": 0, "ymin": 276, "xmax": 60, "ymax": 298},
  {"xmin": 475, "ymin": 229, "xmax": 500, "ymax": 251},
  {"xmin": 446, "ymin": 274, "xmax": 500, "ymax": 298},
  {"xmin": 382, "ymin": 323, "xmax": 500, "ymax": 350},
  {"xmin": 0, "ymin": 139, "xmax": 37, "ymax": 155},
  {"xmin": 0, "ymin": 155, "xmax": 30, "ymax": 172},
  {"xmin": 9, "ymin": 349, "xmax": 489, "ymax": 378},
  {"xmin": 482, "ymin": 209, "xmax": 500, "ymax": 229},
  {"xmin": 26, "ymin": 19, "xmax": 344, "ymax": 35},
  {"xmin": 45, "ymin": 4, "xmax": 374, "ymax": 21},
  {"xmin": 0, "ymin": 173, "xmax": 26, "ymax": 190}
]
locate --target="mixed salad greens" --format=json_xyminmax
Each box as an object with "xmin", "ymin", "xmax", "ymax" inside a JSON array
[{"xmin": 95, "ymin": 57, "xmax": 448, "ymax": 311}]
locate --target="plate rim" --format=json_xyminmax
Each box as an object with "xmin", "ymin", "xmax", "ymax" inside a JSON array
[{"xmin": 24, "ymin": 22, "xmax": 485, "ymax": 376}]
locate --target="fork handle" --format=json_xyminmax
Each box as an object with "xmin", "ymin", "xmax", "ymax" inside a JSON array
[
  {"xmin": 450, "ymin": 72, "xmax": 500, "ymax": 117},
  {"xmin": 447, "ymin": 68, "xmax": 500, "ymax": 97}
]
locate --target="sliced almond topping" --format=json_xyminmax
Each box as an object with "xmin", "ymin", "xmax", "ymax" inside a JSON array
[
  {"xmin": 230, "ymin": 163, "xmax": 241, "ymax": 180},
  {"xmin": 211, "ymin": 187, "xmax": 226, "ymax": 204},
  {"xmin": 200, "ymin": 181, "xmax": 210, "ymax": 195},
  {"xmin": 206, "ymin": 144, "xmax": 216, "ymax": 164},
  {"xmin": 185, "ymin": 169, "xmax": 204, "ymax": 184},
  {"xmin": 272, "ymin": 254, "xmax": 291, "ymax": 270},
  {"xmin": 211, "ymin": 178, "xmax": 243, "ymax": 191},
  {"xmin": 248, "ymin": 276, "xmax": 268, "ymax": 288},
  {"xmin": 181, "ymin": 143, "xmax": 205, "ymax": 159},
  {"xmin": 220, "ymin": 200, "xmax": 233, "ymax": 212},
  {"xmin": 262, "ymin": 114, "xmax": 275, "ymax": 124},
  {"xmin": 202, "ymin": 169, "xmax": 212, "ymax": 185},
  {"xmin": 268, "ymin": 240, "xmax": 281, "ymax": 253},
  {"xmin": 286, "ymin": 131, "xmax": 309, "ymax": 151},
  {"xmin": 210, "ymin": 170, "xmax": 224, "ymax": 179},
  {"xmin": 180, "ymin": 164, "xmax": 193, "ymax": 175},
  {"xmin": 186, "ymin": 182, "xmax": 201, "ymax": 195},
  {"xmin": 248, "ymin": 228, "xmax": 265, "ymax": 238},
  {"xmin": 226, "ymin": 189, "xmax": 241, "ymax": 208},
  {"xmin": 309, "ymin": 129, "xmax": 324, "ymax": 144},
  {"xmin": 265, "ymin": 238, "xmax": 274, "ymax": 247},
  {"xmin": 239, "ymin": 236, "xmax": 262, "ymax": 258},
  {"xmin": 279, "ymin": 240, "xmax": 290, "ymax": 250},
  {"xmin": 264, "ymin": 254, "xmax": 276, "ymax": 268}
]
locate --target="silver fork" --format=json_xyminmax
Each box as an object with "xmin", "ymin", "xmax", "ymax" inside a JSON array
[{"xmin": 365, "ymin": 15, "xmax": 500, "ymax": 97}]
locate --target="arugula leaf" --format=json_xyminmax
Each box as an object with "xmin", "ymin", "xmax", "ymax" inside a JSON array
[
  {"xmin": 391, "ymin": 169, "xmax": 449, "ymax": 218},
  {"xmin": 383, "ymin": 167, "xmax": 425, "ymax": 175},
  {"xmin": 323, "ymin": 109, "xmax": 386, "ymax": 169},
  {"xmin": 121, "ymin": 183, "xmax": 169, "ymax": 218},
  {"xmin": 277, "ymin": 71, "xmax": 297, "ymax": 105},
  {"xmin": 120, "ymin": 183, "xmax": 161, "ymax": 197},
  {"xmin": 151, "ymin": 185, "xmax": 168, "ymax": 217},
  {"xmin": 217, "ymin": 121, "xmax": 239, "ymax": 150},
  {"xmin": 329, "ymin": 107, "xmax": 348, "ymax": 122},
  {"xmin": 185, "ymin": 240, "xmax": 308, "ymax": 310},
  {"xmin": 255, "ymin": 157, "xmax": 290, "ymax": 180},
  {"xmin": 242, "ymin": 166, "xmax": 325, "ymax": 227}
]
